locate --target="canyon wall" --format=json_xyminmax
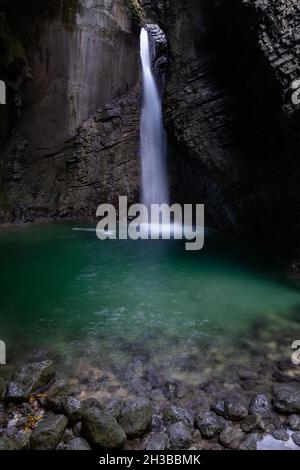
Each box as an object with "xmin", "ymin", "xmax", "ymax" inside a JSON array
[
  {"xmin": 158, "ymin": 0, "xmax": 300, "ymax": 267},
  {"xmin": 0, "ymin": 0, "xmax": 141, "ymax": 221}
]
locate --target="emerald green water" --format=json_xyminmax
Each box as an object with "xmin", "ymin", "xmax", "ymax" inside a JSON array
[{"xmin": 0, "ymin": 223, "xmax": 299, "ymax": 382}]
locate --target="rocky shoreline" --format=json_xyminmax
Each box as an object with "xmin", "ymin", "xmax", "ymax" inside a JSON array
[{"xmin": 1, "ymin": 354, "xmax": 300, "ymax": 451}]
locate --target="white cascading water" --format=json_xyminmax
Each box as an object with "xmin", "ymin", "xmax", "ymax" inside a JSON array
[{"xmin": 140, "ymin": 28, "xmax": 169, "ymax": 207}]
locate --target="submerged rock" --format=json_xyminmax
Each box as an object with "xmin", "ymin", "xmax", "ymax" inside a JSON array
[
  {"xmin": 219, "ymin": 426, "xmax": 245, "ymax": 449},
  {"xmin": 82, "ymin": 407, "xmax": 126, "ymax": 449},
  {"xmin": 273, "ymin": 383, "xmax": 300, "ymax": 414},
  {"xmin": 168, "ymin": 422, "xmax": 192, "ymax": 450},
  {"xmin": 65, "ymin": 437, "xmax": 91, "ymax": 450},
  {"xmin": 249, "ymin": 394, "xmax": 272, "ymax": 418},
  {"xmin": 272, "ymin": 429, "xmax": 290, "ymax": 441},
  {"xmin": 163, "ymin": 405, "xmax": 194, "ymax": 428},
  {"xmin": 195, "ymin": 411, "xmax": 226, "ymax": 438},
  {"xmin": 146, "ymin": 433, "xmax": 169, "ymax": 451},
  {"xmin": 30, "ymin": 415, "xmax": 68, "ymax": 450},
  {"xmin": 120, "ymin": 398, "xmax": 153, "ymax": 438}
]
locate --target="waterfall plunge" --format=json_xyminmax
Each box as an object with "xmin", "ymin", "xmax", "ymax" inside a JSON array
[{"xmin": 140, "ymin": 28, "xmax": 169, "ymax": 207}]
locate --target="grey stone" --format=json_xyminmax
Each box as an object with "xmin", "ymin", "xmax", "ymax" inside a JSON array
[
  {"xmin": 16, "ymin": 360, "xmax": 55, "ymax": 392},
  {"xmin": 168, "ymin": 422, "xmax": 192, "ymax": 450},
  {"xmin": 240, "ymin": 433, "xmax": 262, "ymax": 450},
  {"xmin": 291, "ymin": 432, "xmax": 300, "ymax": 447},
  {"xmin": 273, "ymin": 383, "xmax": 300, "ymax": 414},
  {"xmin": 272, "ymin": 429, "xmax": 290, "ymax": 441},
  {"xmin": 30, "ymin": 415, "xmax": 68, "ymax": 450},
  {"xmin": 211, "ymin": 399, "xmax": 226, "ymax": 418},
  {"xmin": 249, "ymin": 394, "xmax": 272, "ymax": 418},
  {"xmin": 82, "ymin": 407, "xmax": 126, "ymax": 449},
  {"xmin": 45, "ymin": 379, "xmax": 68, "ymax": 412},
  {"xmin": 103, "ymin": 398, "xmax": 125, "ymax": 421},
  {"xmin": 163, "ymin": 405, "xmax": 194, "ymax": 428},
  {"xmin": 146, "ymin": 433, "xmax": 169, "ymax": 451},
  {"xmin": 241, "ymin": 415, "xmax": 264, "ymax": 433},
  {"xmin": 0, "ymin": 436, "xmax": 18, "ymax": 450},
  {"xmin": 62, "ymin": 396, "xmax": 82, "ymax": 424},
  {"xmin": 5, "ymin": 382, "xmax": 28, "ymax": 403},
  {"xmin": 287, "ymin": 414, "xmax": 300, "ymax": 431},
  {"xmin": 65, "ymin": 438, "xmax": 91, "ymax": 451},
  {"xmin": 225, "ymin": 399, "xmax": 248, "ymax": 421},
  {"xmin": 219, "ymin": 426, "xmax": 245, "ymax": 449},
  {"xmin": 195, "ymin": 411, "xmax": 226, "ymax": 438},
  {"xmin": 15, "ymin": 431, "xmax": 31, "ymax": 450},
  {"xmin": 120, "ymin": 398, "xmax": 153, "ymax": 438}
]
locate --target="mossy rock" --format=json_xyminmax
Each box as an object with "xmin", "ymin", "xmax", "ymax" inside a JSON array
[{"xmin": 126, "ymin": 0, "xmax": 145, "ymax": 27}]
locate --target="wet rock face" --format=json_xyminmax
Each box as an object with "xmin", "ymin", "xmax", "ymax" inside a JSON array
[
  {"xmin": 249, "ymin": 394, "xmax": 272, "ymax": 418},
  {"xmin": 160, "ymin": 0, "xmax": 300, "ymax": 264},
  {"xmin": 82, "ymin": 407, "xmax": 126, "ymax": 449},
  {"xmin": 168, "ymin": 422, "xmax": 192, "ymax": 450},
  {"xmin": 30, "ymin": 414, "xmax": 68, "ymax": 450},
  {"xmin": 120, "ymin": 398, "xmax": 153, "ymax": 438},
  {"xmin": 273, "ymin": 383, "xmax": 300, "ymax": 413},
  {"xmin": 195, "ymin": 411, "xmax": 226, "ymax": 438},
  {"xmin": 5, "ymin": 360, "xmax": 55, "ymax": 403},
  {"xmin": 0, "ymin": 0, "xmax": 141, "ymax": 222}
]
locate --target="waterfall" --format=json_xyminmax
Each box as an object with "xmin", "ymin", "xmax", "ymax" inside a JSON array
[{"xmin": 140, "ymin": 28, "xmax": 169, "ymax": 207}]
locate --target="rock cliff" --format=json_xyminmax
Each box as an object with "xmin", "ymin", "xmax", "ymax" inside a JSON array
[
  {"xmin": 159, "ymin": 0, "xmax": 300, "ymax": 266},
  {"xmin": 0, "ymin": 0, "xmax": 141, "ymax": 221}
]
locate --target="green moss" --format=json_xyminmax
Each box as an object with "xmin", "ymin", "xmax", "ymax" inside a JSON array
[{"xmin": 126, "ymin": 0, "xmax": 145, "ymax": 27}]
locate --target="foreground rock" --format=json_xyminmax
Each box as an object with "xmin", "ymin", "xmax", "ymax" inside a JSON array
[
  {"xmin": 45, "ymin": 379, "xmax": 68, "ymax": 412},
  {"xmin": 82, "ymin": 407, "xmax": 126, "ymax": 449},
  {"xmin": 168, "ymin": 422, "xmax": 192, "ymax": 450},
  {"xmin": 225, "ymin": 399, "xmax": 248, "ymax": 422},
  {"xmin": 30, "ymin": 415, "xmax": 68, "ymax": 450},
  {"xmin": 65, "ymin": 438, "xmax": 91, "ymax": 450},
  {"xmin": 249, "ymin": 394, "xmax": 272, "ymax": 418},
  {"xmin": 195, "ymin": 411, "xmax": 226, "ymax": 438},
  {"xmin": 120, "ymin": 398, "xmax": 153, "ymax": 438},
  {"xmin": 219, "ymin": 426, "xmax": 245, "ymax": 449},
  {"xmin": 62, "ymin": 396, "xmax": 82, "ymax": 424},
  {"xmin": 291, "ymin": 432, "xmax": 300, "ymax": 447},
  {"xmin": 146, "ymin": 433, "xmax": 169, "ymax": 451},
  {"xmin": 241, "ymin": 415, "xmax": 264, "ymax": 433},
  {"xmin": 287, "ymin": 415, "xmax": 300, "ymax": 431},
  {"xmin": 6, "ymin": 361, "xmax": 55, "ymax": 403},
  {"xmin": 163, "ymin": 405, "xmax": 194, "ymax": 428},
  {"xmin": 273, "ymin": 384, "xmax": 300, "ymax": 414},
  {"xmin": 240, "ymin": 433, "xmax": 262, "ymax": 450}
]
